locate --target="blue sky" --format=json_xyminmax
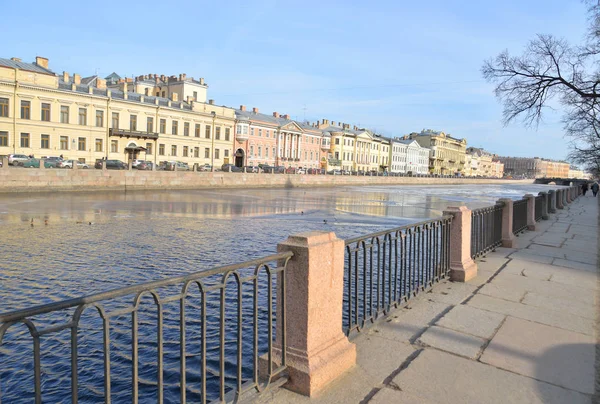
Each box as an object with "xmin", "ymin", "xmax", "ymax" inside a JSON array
[{"xmin": 2, "ymin": 0, "xmax": 589, "ymax": 161}]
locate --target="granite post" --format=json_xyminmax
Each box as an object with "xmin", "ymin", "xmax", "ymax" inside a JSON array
[
  {"xmin": 498, "ymin": 198, "xmax": 516, "ymax": 248},
  {"xmin": 525, "ymin": 194, "xmax": 536, "ymax": 231},
  {"xmin": 268, "ymin": 231, "xmax": 356, "ymax": 396},
  {"xmin": 539, "ymin": 192, "xmax": 549, "ymax": 220},
  {"xmin": 557, "ymin": 190, "xmax": 564, "ymax": 209},
  {"xmin": 548, "ymin": 190, "xmax": 557, "ymax": 213},
  {"xmin": 443, "ymin": 206, "xmax": 477, "ymax": 282},
  {"xmin": 39, "ymin": 159, "xmax": 45, "ymax": 170}
]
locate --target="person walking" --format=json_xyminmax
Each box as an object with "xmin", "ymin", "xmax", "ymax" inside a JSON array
[
  {"xmin": 582, "ymin": 182, "xmax": 589, "ymax": 196},
  {"xmin": 592, "ymin": 182, "xmax": 599, "ymax": 197}
]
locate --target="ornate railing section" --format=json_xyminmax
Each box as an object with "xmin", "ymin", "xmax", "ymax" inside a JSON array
[
  {"xmin": 470, "ymin": 203, "xmax": 503, "ymax": 259},
  {"xmin": 535, "ymin": 195, "xmax": 543, "ymax": 222},
  {"xmin": 0, "ymin": 252, "xmax": 292, "ymax": 404},
  {"xmin": 343, "ymin": 216, "xmax": 452, "ymax": 336},
  {"xmin": 512, "ymin": 199, "xmax": 528, "ymax": 235}
]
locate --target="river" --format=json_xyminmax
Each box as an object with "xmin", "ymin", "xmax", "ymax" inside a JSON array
[{"xmin": 0, "ymin": 183, "xmax": 563, "ymax": 402}]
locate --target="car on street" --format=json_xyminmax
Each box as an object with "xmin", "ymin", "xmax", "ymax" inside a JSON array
[
  {"xmin": 131, "ymin": 159, "xmax": 145, "ymax": 168},
  {"xmin": 243, "ymin": 166, "xmax": 259, "ymax": 173},
  {"xmin": 327, "ymin": 169, "xmax": 341, "ymax": 175},
  {"xmin": 8, "ymin": 154, "xmax": 30, "ymax": 166},
  {"xmin": 19, "ymin": 158, "xmax": 57, "ymax": 168},
  {"xmin": 94, "ymin": 159, "xmax": 127, "ymax": 170},
  {"xmin": 134, "ymin": 161, "xmax": 153, "ymax": 170},
  {"xmin": 296, "ymin": 167, "xmax": 306, "ymax": 174},
  {"xmin": 221, "ymin": 164, "xmax": 242, "ymax": 172},
  {"xmin": 58, "ymin": 160, "xmax": 89, "ymax": 169},
  {"xmin": 198, "ymin": 163, "xmax": 212, "ymax": 172}
]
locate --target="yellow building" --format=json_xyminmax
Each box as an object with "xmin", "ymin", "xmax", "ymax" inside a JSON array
[
  {"xmin": 409, "ymin": 129, "xmax": 467, "ymax": 175},
  {"xmin": 0, "ymin": 56, "xmax": 235, "ymax": 167}
]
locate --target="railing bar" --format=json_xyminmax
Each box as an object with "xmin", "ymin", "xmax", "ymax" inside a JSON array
[
  {"xmin": 71, "ymin": 321, "xmax": 79, "ymax": 404},
  {"xmin": 180, "ymin": 297, "xmax": 187, "ymax": 404},
  {"xmin": 132, "ymin": 310, "xmax": 139, "ymax": 403},
  {"xmin": 219, "ymin": 284, "xmax": 226, "ymax": 401},
  {"xmin": 157, "ymin": 303, "xmax": 164, "ymax": 404},
  {"xmin": 345, "ymin": 216, "xmax": 453, "ymax": 245},
  {"xmin": 103, "ymin": 317, "xmax": 112, "ymax": 403},
  {"xmin": 37, "ymin": 322, "xmax": 74, "ymax": 336},
  {"xmin": 33, "ymin": 335, "xmax": 41, "ymax": 404}
]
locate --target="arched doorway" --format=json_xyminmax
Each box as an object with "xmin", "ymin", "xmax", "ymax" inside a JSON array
[{"xmin": 235, "ymin": 148, "xmax": 245, "ymax": 168}]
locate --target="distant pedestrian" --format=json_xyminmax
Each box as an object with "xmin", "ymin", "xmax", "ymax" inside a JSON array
[
  {"xmin": 592, "ymin": 182, "xmax": 599, "ymax": 197},
  {"xmin": 582, "ymin": 182, "xmax": 589, "ymax": 196}
]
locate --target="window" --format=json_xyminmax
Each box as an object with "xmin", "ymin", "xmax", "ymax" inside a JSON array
[
  {"xmin": 250, "ymin": 128, "xmax": 254, "ymax": 136},
  {"xmin": 236, "ymin": 125, "xmax": 242, "ymax": 134},
  {"xmin": 195, "ymin": 124, "xmax": 201, "ymax": 137},
  {"xmin": 171, "ymin": 145, "xmax": 177, "ymax": 156},
  {"xmin": 95, "ymin": 138, "xmax": 103, "ymax": 152},
  {"xmin": 41, "ymin": 134, "xmax": 50, "ymax": 149},
  {"xmin": 111, "ymin": 140, "xmax": 118, "ymax": 153},
  {"xmin": 147, "ymin": 117, "xmax": 154, "ymax": 133},
  {"xmin": 78, "ymin": 108, "xmax": 87, "ymax": 125},
  {"xmin": 96, "ymin": 110, "xmax": 104, "ymax": 127},
  {"xmin": 258, "ymin": 146, "xmax": 262, "ymax": 157},
  {"xmin": 205, "ymin": 148, "xmax": 210, "ymax": 158},
  {"xmin": 193, "ymin": 91, "xmax": 198, "ymax": 101},
  {"xmin": 184, "ymin": 122, "xmax": 190, "ymax": 136},
  {"xmin": 159, "ymin": 144, "xmax": 165, "ymax": 156},
  {"xmin": 183, "ymin": 146, "xmax": 189, "ymax": 157},
  {"xmin": 21, "ymin": 101, "xmax": 30, "ymax": 119},
  {"xmin": 205, "ymin": 125, "xmax": 211, "ymax": 139},
  {"xmin": 335, "ymin": 138, "xmax": 340, "ymax": 145},
  {"xmin": 0, "ymin": 98, "xmax": 8, "ymax": 117},
  {"xmin": 194, "ymin": 147, "xmax": 199, "ymax": 158},
  {"xmin": 224, "ymin": 150, "xmax": 229, "ymax": 157},
  {"xmin": 215, "ymin": 149, "xmax": 220, "ymax": 159},
  {"xmin": 172, "ymin": 120, "xmax": 178, "ymax": 135},
  {"xmin": 146, "ymin": 143, "xmax": 153, "ymax": 155},
  {"xmin": 160, "ymin": 119, "xmax": 166, "ymax": 134},
  {"xmin": 265, "ymin": 148, "xmax": 269, "ymax": 158},
  {"xmin": 130, "ymin": 115, "xmax": 137, "ymax": 131},
  {"xmin": 111, "ymin": 112, "xmax": 119, "ymax": 128},
  {"xmin": 258, "ymin": 129, "xmax": 262, "ymax": 137},
  {"xmin": 0, "ymin": 131, "xmax": 7, "ymax": 146},
  {"xmin": 20, "ymin": 133, "xmax": 30, "ymax": 148},
  {"xmin": 162, "ymin": 91, "xmax": 166, "ymax": 98},
  {"xmin": 250, "ymin": 145, "xmax": 254, "ymax": 156},
  {"xmin": 78, "ymin": 137, "xmax": 86, "ymax": 151},
  {"xmin": 225, "ymin": 128, "xmax": 230, "ymax": 141},
  {"xmin": 144, "ymin": 88, "xmax": 149, "ymax": 96},
  {"xmin": 266, "ymin": 130, "xmax": 270, "ymax": 138},
  {"xmin": 41, "ymin": 103, "xmax": 51, "ymax": 121},
  {"xmin": 215, "ymin": 127, "xmax": 221, "ymax": 140},
  {"xmin": 60, "ymin": 136, "xmax": 68, "ymax": 150}
]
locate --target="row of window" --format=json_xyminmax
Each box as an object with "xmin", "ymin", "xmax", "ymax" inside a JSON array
[
  {"xmin": 0, "ymin": 98, "xmax": 232, "ymax": 140},
  {"xmin": 246, "ymin": 145, "xmax": 320, "ymax": 161}
]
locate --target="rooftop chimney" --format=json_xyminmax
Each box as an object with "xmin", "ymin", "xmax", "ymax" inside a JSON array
[
  {"xmin": 96, "ymin": 78, "xmax": 106, "ymax": 89},
  {"xmin": 62, "ymin": 71, "xmax": 70, "ymax": 83},
  {"xmin": 73, "ymin": 74, "xmax": 81, "ymax": 85},
  {"xmin": 10, "ymin": 57, "xmax": 21, "ymax": 62},
  {"xmin": 283, "ymin": 114, "xmax": 290, "ymax": 119},
  {"xmin": 208, "ymin": 99, "xmax": 214, "ymax": 105},
  {"xmin": 273, "ymin": 112, "xmax": 280, "ymax": 118},
  {"xmin": 172, "ymin": 93, "xmax": 179, "ymax": 102},
  {"xmin": 35, "ymin": 56, "xmax": 49, "ymax": 69},
  {"xmin": 331, "ymin": 121, "xmax": 336, "ymax": 127},
  {"xmin": 200, "ymin": 78, "xmax": 205, "ymax": 85},
  {"xmin": 240, "ymin": 105, "xmax": 246, "ymax": 111},
  {"xmin": 252, "ymin": 107, "xmax": 259, "ymax": 114}
]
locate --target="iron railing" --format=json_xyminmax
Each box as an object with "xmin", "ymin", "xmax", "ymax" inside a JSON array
[
  {"xmin": 535, "ymin": 195, "xmax": 543, "ymax": 222},
  {"xmin": 0, "ymin": 252, "xmax": 292, "ymax": 404},
  {"xmin": 343, "ymin": 216, "xmax": 452, "ymax": 335},
  {"xmin": 513, "ymin": 198, "xmax": 528, "ymax": 235},
  {"xmin": 471, "ymin": 202, "xmax": 503, "ymax": 259}
]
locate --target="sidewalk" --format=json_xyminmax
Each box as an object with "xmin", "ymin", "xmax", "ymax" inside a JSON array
[{"xmin": 257, "ymin": 196, "xmax": 599, "ymax": 404}]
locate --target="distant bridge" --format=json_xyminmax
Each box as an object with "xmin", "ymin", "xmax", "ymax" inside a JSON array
[{"xmin": 534, "ymin": 177, "xmax": 588, "ymax": 186}]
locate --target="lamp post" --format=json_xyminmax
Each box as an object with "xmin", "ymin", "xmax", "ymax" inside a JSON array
[{"xmin": 211, "ymin": 111, "xmax": 216, "ymax": 172}]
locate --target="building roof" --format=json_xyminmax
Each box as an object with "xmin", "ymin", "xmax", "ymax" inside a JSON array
[{"xmin": 0, "ymin": 58, "xmax": 55, "ymax": 75}]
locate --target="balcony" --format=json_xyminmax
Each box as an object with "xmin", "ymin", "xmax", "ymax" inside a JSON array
[
  {"xmin": 236, "ymin": 132, "xmax": 249, "ymax": 142},
  {"xmin": 109, "ymin": 128, "xmax": 158, "ymax": 140},
  {"xmin": 321, "ymin": 144, "xmax": 330, "ymax": 151},
  {"xmin": 328, "ymin": 158, "xmax": 341, "ymax": 166}
]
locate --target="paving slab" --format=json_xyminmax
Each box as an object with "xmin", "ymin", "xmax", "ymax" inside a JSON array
[
  {"xmin": 530, "ymin": 236, "xmax": 566, "ymax": 248},
  {"xmin": 480, "ymin": 317, "xmax": 596, "ymax": 395},
  {"xmin": 550, "ymin": 269, "xmax": 599, "ymax": 291},
  {"xmin": 466, "ymin": 294, "xmax": 594, "ymax": 336},
  {"xmin": 353, "ymin": 333, "xmax": 415, "ymax": 383},
  {"xmin": 500, "ymin": 259, "xmax": 554, "ymax": 280},
  {"xmin": 508, "ymin": 250, "xmax": 554, "ymax": 264},
  {"xmin": 416, "ymin": 325, "xmax": 486, "ymax": 359},
  {"xmin": 525, "ymin": 243, "xmax": 566, "ymax": 259},
  {"xmin": 425, "ymin": 280, "xmax": 477, "ymax": 305},
  {"xmin": 521, "ymin": 292, "xmax": 597, "ymax": 319},
  {"xmin": 465, "ymin": 269, "xmax": 497, "ymax": 287},
  {"xmin": 475, "ymin": 256, "xmax": 509, "ymax": 272},
  {"xmin": 370, "ymin": 388, "xmax": 435, "ymax": 404},
  {"xmin": 435, "ymin": 304, "xmax": 505, "ymax": 339},
  {"xmin": 392, "ymin": 349, "xmax": 591, "ymax": 404},
  {"xmin": 552, "ymin": 258, "xmax": 598, "ymax": 272},
  {"xmin": 562, "ymin": 239, "xmax": 599, "ymax": 253},
  {"xmin": 478, "ymin": 282, "xmax": 526, "ymax": 302},
  {"xmin": 367, "ymin": 300, "xmax": 451, "ymax": 343}
]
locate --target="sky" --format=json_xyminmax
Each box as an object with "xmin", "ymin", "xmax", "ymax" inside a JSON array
[{"xmin": 1, "ymin": 0, "xmax": 591, "ymax": 161}]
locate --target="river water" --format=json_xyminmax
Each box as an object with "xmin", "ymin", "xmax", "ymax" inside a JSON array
[{"xmin": 0, "ymin": 183, "xmax": 563, "ymax": 402}]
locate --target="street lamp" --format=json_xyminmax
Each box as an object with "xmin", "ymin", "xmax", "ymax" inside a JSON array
[{"xmin": 211, "ymin": 111, "xmax": 216, "ymax": 172}]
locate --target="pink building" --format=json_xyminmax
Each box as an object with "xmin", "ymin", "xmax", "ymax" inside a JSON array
[{"xmin": 234, "ymin": 106, "xmax": 328, "ymax": 169}]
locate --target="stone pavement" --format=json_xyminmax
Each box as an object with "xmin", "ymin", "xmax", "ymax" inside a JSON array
[{"xmin": 256, "ymin": 195, "xmax": 599, "ymax": 404}]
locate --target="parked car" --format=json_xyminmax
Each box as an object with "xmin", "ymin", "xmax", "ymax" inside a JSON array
[
  {"xmin": 8, "ymin": 154, "xmax": 30, "ymax": 166},
  {"xmin": 198, "ymin": 163, "xmax": 212, "ymax": 172},
  {"xmin": 243, "ymin": 166, "xmax": 259, "ymax": 173},
  {"xmin": 221, "ymin": 164, "xmax": 242, "ymax": 172},
  {"xmin": 327, "ymin": 169, "xmax": 341, "ymax": 175},
  {"xmin": 94, "ymin": 159, "xmax": 127, "ymax": 170},
  {"xmin": 58, "ymin": 160, "xmax": 89, "ymax": 169},
  {"xmin": 285, "ymin": 166, "xmax": 297, "ymax": 174},
  {"xmin": 131, "ymin": 159, "xmax": 145, "ymax": 168},
  {"xmin": 19, "ymin": 158, "xmax": 56, "ymax": 168},
  {"xmin": 296, "ymin": 167, "xmax": 306, "ymax": 174},
  {"xmin": 135, "ymin": 161, "xmax": 153, "ymax": 170}
]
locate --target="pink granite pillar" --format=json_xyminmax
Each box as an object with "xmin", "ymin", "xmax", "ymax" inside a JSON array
[
  {"xmin": 271, "ymin": 231, "xmax": 356, "ymax": 396},
  {"xmin": 557, "ymin": 190, "xmax": 564, "ymax": 209},
  {"xmin": 525, "ymin": 194, "xmax": 536, "ymax": 231},
  {"xmin": 566, "ymin": 187, "xmax": 571, "ymax": 203},
  {"xmin": 442, "ymin": 206, "xmax": 477, "ymax": 282},
  {"xmin": 498, "ymin": 198, "xmax": 516, "ymax": 248},
  {"xmin": 0, "ymin": 156, "xmax": 7, "ymax": 168}
]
